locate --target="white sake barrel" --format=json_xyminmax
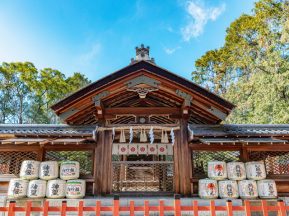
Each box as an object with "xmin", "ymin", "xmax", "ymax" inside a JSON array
[
  {"xmin": 46, "ymin": 179, "xmax": 66, "ymax": 198},
  {"xmin": 60, "ymin": 161, "xmax": 80, "ymax": 180},
  {"xmin": 208, "ymin": 161, "xmax": 227, "ymax": 180},
  {"xmin": 39, "ymin": 161, "xmax": 59, "ymax": 180},
  {"xmin": 227, "ymin": 162, "xmax": 246, "ymax": 180},
  {"xmin": 7, "ymin": 179, "xmax": 28, "ymax": 199},
  {"xmin": 257, "ymin": 179, "xmax": 277, "ymax": 199},
  {"xmin": 20, "ymin": 160, "xmax": 40, "ymax": 180},
  {"xmin": 27, "ymin": 180, "xmax": 47, "ymax": 198},
  {"xmin": 218, "ymin": 180, "xmax": 239, "ymax": 199},
  {"xmin": 238, "ymin": 180, "xmax": 258, "ymax": 199},
  {"xmin": 198, "ymin": 179, "xmax": 218, "ymax": 199},
  {"xmin": 66, "ymin": 179, "xmax": 86, "ymax": 199},
  {"xmin": 245, "ymin": 161, "xmax": 266, "ymax": 180}
]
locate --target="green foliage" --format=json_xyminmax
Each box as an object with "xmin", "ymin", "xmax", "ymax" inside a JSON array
[
  {"xmin": 0, "ymin": 62, "xmax": 91, "ymax": 124},
  {"xmin": 193, "ymin": 0, "xmax": 289, "ymax": 124}
]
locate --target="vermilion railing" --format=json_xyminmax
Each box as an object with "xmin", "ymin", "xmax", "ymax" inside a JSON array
[{"xmin": 0, "ymin": 195, "xmax": 288, "ymax": 216}]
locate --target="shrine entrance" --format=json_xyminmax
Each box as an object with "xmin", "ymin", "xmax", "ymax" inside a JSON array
[
  {"xmin": 111, "ymin": 131, "xmax": 175, "ymax": 193},
  {"xmin": 112, "ymin": 152, "xmax": 174, "ymax": 193}
]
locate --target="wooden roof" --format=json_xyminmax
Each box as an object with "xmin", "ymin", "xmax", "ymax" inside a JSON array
[{"xmin": 51, "ymin": 60, "xmax": 235, "ymax": 125}]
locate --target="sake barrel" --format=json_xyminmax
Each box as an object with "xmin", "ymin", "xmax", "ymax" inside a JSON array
[
  {"xmin": 227, "ymin": 162, "xmax": 246, "ymax": 180},
  {"xmin": 245, "ymin": 161, "xmax": 266, "ymax": 180},
  {"xmin": 208, "ymin": 161, "xmax": 227, "ymax": 180},
  {"xmin": 39, "ymin": 161, "xmax": 59, "ymax": 180},
  {"xmin": 238, "ymin": 180, "xmax": 258, "ymax": 199},
  {"xmin": 27, "ymin": 180, "xmax": 47, "ymax": 198},
  {"xmin": 20, "ymin": 160, "xmax": 40, "ymax": 180},
  {"xmin": 66, "ymin": 179, "xmax": 86, "ymax": 199},
  {"xmin": 46, "ymin": 179, "xmax": 66, "ymax": 198},
  {"xmin": 60, "ymin": 161, "xmax": 80, "ymax": 180},
  {"xmin": 257, "ymin": 179, "xmax": 277, "ymax": 199},
  {"xmin": 7, "ymin": 179, "xmax": 28, "ymax": 199},
  {"xmin": 218, "ymin": 180, "xmax": 239, "ymax": 199},
  {"xmin": 198, "ymin": 179, "xmax": 218, "ymax": 199}
]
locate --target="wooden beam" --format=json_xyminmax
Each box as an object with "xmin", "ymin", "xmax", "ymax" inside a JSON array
[{"xmin": 105, "ymin": 107, "xmax": 181, "ymax": 115}]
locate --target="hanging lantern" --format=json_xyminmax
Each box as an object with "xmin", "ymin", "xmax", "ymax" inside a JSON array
[
  {"xmin": 163, "ymin": 131, "xmax": 169, "ymax": 143},
  {"xmin": 161, "ymin": 130, "xmax": 165, "ymax": 143},
  {"xmin": 143, "ymin": 129, "xmax": 147, "ymax": 142},
  {"xmin": 119, "ymin": 129, "xmax": 126, "ymax": 143},
  {"xmin": 140, "ymin": 129, "xmax": 147, "ymax": 143},
  {"xmin": 139, "ymin": 129, "xmax": 144, "ymax": 142}
]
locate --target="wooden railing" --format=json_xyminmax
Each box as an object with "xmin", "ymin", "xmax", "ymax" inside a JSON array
[{"xmin": 0, "ymin": 195, "xmax": 288, "ymax": 216}]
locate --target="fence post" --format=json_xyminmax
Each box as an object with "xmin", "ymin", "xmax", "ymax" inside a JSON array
[
  {"xmin": 113, "ymin": 194, "xmax": 119, "ymax": 216},
  {"xmin": 129, "ymin": 200, "xmax": 134, "ymax": 216},
  {"xmin": 8, "ymin": 201, "xmax": 15, "ymax": 216},
  {"xmin": 277, "ymin": 199, "xmax": 286, "ymax": 216},
  {"xmin": 159, "ymin": 200, "xmax": 164, "ymax": 216},
  {"xmin": 174, "ymin": 194, "xmax": 181, "ymax": 216},
  {"xmin": 25, "ymin": 201, "xmax": 32, "ymax": 216},
  {"xmin": 244, "ymin": 200, "xmax": 251, "ymax": 216},
  {"xmin": 261, "ymin": 200, "xmax": 268, "ymax": 216},
  {"xmin": 78, "ymin": 200, "xmax": 84, "ymax": 216},
  {"xmin": 96, "ymin": 200, "xmax": 101, "ymax": 216},
  {"xmin": 193, "ymin": 200, "xmax": 199, "ymax": 216},
  {"xmin": 144, "ymin": 200, "xmax": 149, "ymax": 216},
  {"xmin": 61, "ymin": 200, "xmax": 67, "ymax": 216},
  {"xmin": 210, "ymin": 200, "xmax": 216, "ymax": 216},
  {"xmin": 226, "ymin": 200, "xmax": 233, "ymax": 216},
  {"xmin": 43, "ymin": 200, "xmax": 49, "ymax": 216}
]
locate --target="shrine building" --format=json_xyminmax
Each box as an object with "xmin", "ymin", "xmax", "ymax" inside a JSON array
[{"xmin": 0, "ymin": 45, "xmax": 288, "ymax": 196}]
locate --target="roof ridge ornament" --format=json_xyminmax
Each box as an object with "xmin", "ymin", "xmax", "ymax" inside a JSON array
[{"xmin": 130, "ymin": 44, "xmax": 155, "ymax": 64}]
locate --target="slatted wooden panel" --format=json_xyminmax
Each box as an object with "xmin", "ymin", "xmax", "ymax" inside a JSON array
[{"xmin": 1, "ymin": 196, "xmax": 288, "ymax": 216}]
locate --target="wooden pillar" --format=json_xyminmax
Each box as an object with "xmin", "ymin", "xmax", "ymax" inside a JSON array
[
  {"xmin": 174, "ymin": 119, "xmax": 192, "ymax": 195},
  {"xmin": 94, "ymin": 130, "xmax": 113, "ymax": 195}
]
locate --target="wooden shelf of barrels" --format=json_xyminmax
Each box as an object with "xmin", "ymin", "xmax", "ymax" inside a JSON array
[
  {"xmin": 7, "ymin": 160, "xmax": 277, "ymax": 200},
  {"xmin": 199, "ymin": 161, "xmax": 277, "ymax": 199},
  {"xmin": 7, "ymin": 160, "xmax": 85, "ymax": 200}
]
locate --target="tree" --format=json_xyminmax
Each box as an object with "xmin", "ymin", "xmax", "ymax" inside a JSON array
[
  {"xmin": 0, "ymin": 62, "xmax": 90, "ymax": 124},
  {"xmin": 193, "ymin": 0, "xmax": 289, "ymax": 123}
]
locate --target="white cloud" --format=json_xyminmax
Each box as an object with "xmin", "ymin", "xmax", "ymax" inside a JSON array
[
  {"xmin": 181, "ymin": 1, "xmax": 226, "ymax": 41},
  {"xmin": 164, "ymin": 46, "xmax": 181, "ymax": 55},
  {"xmin": 77, "ymin": 42, "xmax": 101, "ymax": 65}
]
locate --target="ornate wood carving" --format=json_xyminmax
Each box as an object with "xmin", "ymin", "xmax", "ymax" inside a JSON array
[
  {"xmin": 126, "ymin": 75, "xmax": 160, "ymax": 88},
  {"xmin": 127, "ymin": 87, "xmax": 158, "ymax": 98}
]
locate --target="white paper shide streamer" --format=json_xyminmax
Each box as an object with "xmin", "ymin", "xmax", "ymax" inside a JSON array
[
  {"xmin": 129, "ymin": 127, "xmax": 133, "ymax": 144},
  {"xmin": 187, "ymin": 125, "xmax": 194, "ymax": 139},
  {"xmin": 149, "ymin": 127, "xmax": 154, "ymax": 144},
  {"xmin": 112, "ymin": 127, "xmax": 115, "ymax": 141},
  {"xmin": 170, "ymin": 128, "xmax": 175, "ymax": 145}
]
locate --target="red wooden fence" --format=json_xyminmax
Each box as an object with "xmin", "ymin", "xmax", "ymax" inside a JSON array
[{"xmin": 0, "ymin": 195, "xmax": 288, "ymax": 216}]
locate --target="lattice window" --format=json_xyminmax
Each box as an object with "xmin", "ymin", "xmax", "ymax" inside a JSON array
[
  {"xmin": 112, "ymin": 161, "xmax": 174, "ymax": 192},
  {"xmin": 192, "ymin": 151, "xmax": 241, "ymax": 177},
  {"xmin": 0, "ymin": 151, "xmax": 38, "ymax": 175},
  {"xmin": 248, "ymin": 151, "xmax": 289, "ymax": 175},
  {"xmin": 45, "ymin": 151, "xmax": 93, "ymax": 176}
]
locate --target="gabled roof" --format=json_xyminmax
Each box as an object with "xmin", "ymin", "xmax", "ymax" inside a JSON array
[
  {"xmin": 52, "ymin": 61, "xmax": 234, "ymax": 111},
  {"xmin": 51, "ymin": 60, "xmax": 235, "ymax": 124}
]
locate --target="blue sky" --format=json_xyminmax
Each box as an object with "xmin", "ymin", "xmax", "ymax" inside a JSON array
[{"xmin": 0, "ymin": 0, "xmax": 256, "ymax": 81}]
